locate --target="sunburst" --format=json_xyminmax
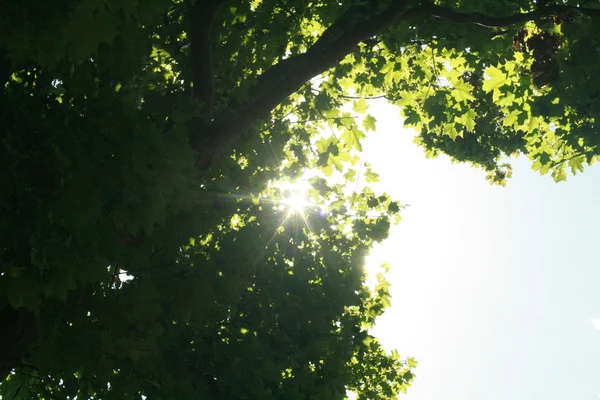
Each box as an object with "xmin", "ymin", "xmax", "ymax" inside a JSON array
[
  {"xmin": 276, "ymin": 179, "xmax": 321, "ymax": 232},
  {"xmin": 282, "ymin": 187, "xmax": 311, "ymax": 215}
]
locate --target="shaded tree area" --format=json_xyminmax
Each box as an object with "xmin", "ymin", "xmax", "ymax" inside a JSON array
[{"xmin": 1, "ymin": 0, "xmax": 599, "ymax": 398}]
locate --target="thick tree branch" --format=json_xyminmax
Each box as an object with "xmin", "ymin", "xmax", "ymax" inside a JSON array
[
  {"xmin": 192, "ymin": 1, "xmax": 600, "ymax": 167},
  {"xmin": 195, "ymin": 0, "xmax": 411, "ymax": 163},
  {"xmin": 402, "ymin": 4, "xmax": 600, "ymax": 27},
  {"xmin": 186, "ymin": 0, "xmax": 226, "ymax": 121}
]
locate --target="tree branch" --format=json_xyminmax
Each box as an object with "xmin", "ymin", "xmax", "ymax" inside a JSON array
[
  {"xmin": 186, "ymin": 0, "xmax": 227, "ymax": 121},
  {"xmin": 402, "ymin": 3, "xmax": 600, "ymax": 27},
  {"xmin": 192, "ymin": 1, "xmax": 600, "ymax": 167},
  {"xmin": 194, "ymin": 0, "xmax": 411, "ymax": 164}
]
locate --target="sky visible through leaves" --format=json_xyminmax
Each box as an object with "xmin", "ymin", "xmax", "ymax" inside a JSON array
[{"xmin": 362, "ymin": 100, "xmax": 600, "ymax": 400}]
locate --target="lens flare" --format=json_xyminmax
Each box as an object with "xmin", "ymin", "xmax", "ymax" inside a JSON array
[
  {"xmin": 283, "ymin": 191, "xmax": 310, "ymax": 213},
  {"xmin": 279, "ymin": 180, "xmax": 312, "ymax": 215}
]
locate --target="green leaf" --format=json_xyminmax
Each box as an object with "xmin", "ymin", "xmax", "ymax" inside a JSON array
[
  {"xmin": 568, "ymin": 156, "xmax": 585, "ymax": 174},
  {"xmin": 443, "ymin": 123, "xmax": 460, "ymax": 139},
  {"xmin": 527, "ymin": 116, "xmax": 540, "ymax": 132},
  {"xmin": 552, "ymin": 167, "xmax": 568, "ymax": 182},
  {"xmin": 456, "ymin": 109, "xmax": 476, "ymax": 132},
  {"xmin": 450, "ymin": 81, "xmax": 475, "ymax": 102},
  {"xmin": 407, "ymin": 357, "xmax": 418, "ymax": 368},
  {"xmin": 403, "ymin": 108, "xmax": 421, "ymax": 127},
  {"xmin": 364, "ymin": 168, "xmax": 380, "ymax": 183},
  {"xmin": 482, "ymin": 66, "xmax": 507, "ymax": 93},
  {"xmin": 496, "ymin": 92, "xmax": 516, "ymax": 107},
  {"xmin": 352, "ymin": 98, "xmax": 369, "ymax": 113},
  {"xmin": 342, "ymin": 126, "xmax": 366, "ymax": 151},
  {"xmin": 362, "ymin": 114, "xmax": 377, "ymax": 131},
  {"xmin": 503, "ymin": 110, "xmax": 521, "ymax": 127}
]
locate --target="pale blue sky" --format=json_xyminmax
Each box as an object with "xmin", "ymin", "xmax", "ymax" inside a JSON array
[{"xmin": 362, "ymin": 100, "xmax": 600, "ymax": 400}]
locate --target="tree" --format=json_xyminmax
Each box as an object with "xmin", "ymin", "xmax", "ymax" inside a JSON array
[{"xmin": 1, "ymin": 0, "xmax": 598, "ymax": 398}]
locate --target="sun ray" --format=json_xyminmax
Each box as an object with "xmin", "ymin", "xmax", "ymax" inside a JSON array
[{"xmin": 277, "ymin": 180, "xmax": 321, "ymax": 234}]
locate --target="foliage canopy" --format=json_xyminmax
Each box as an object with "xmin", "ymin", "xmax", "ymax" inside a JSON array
[{"xmin": 1, "ymin": 0, "xmax": 599, "ymax": 399}]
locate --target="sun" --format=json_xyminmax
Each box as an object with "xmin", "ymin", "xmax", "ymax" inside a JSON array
[{"xmin": 281, "ymin": 181, "xmax": 311, "ymax": 214}]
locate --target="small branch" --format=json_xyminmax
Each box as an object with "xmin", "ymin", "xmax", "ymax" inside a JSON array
[
  {"xmin": 289, "ymin": 116, "xmax": 357, "ymax": 125},
  {"xmin": 338, "ymin": 94, "xmax": 390, "ymax": 100},
  {"xmin": 550, "ymin": 151, "xmax": 588, "ymax": 168},
  {"xmin": 491, "ymin": 29, "xmax": 510, "ymax": 38},
  {"xmin": 429, "ymin": 46, "xmax": 442, "ymax": 90},
  {"xmin": 402, "ymin": 3, "xmax": 600, "ymax": 28},
  {"xmin": 311, "ymin": 87, "xmax": 397, "ymax": 101}
]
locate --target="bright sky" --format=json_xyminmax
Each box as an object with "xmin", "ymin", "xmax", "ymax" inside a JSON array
[{"xmin": 361, "ymin": 100, "xmax": 600, "ymax": 400}]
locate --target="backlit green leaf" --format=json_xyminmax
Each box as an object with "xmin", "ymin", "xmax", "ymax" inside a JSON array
[{"xmin": 482, "ymin": 65, "xmax": 507, "ymax": 93}]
